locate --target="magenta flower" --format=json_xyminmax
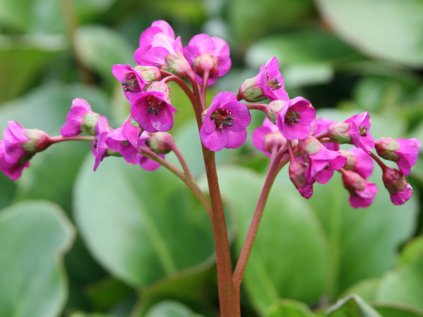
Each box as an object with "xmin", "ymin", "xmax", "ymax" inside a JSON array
[
  {"xmin": 382, "ymin": 167, "xmax": 413, "ymax": 205},
  {"xmin": 277, "ymin": 97, "xmax": 316, "ymax": 140},
  {"xmin": 200, "ymin": 92, "xmax": 251, "ymax": 151},
  {"xmin": 92, "ymin": 116, "xmax": 112, "ymax": 171},
  {"xmin": 61, "ymin": 98, "xmax": 99, "ymax": 137},
  {"xmin": 340, "ymin": 147, "xmax": 374, "ymax": 179},
  {"xmin": 237, "ymin": 57, "xmax": 289, "ymax": 102},
  {"xmin": 344, "ymin": 112, "xmax": 374, "ymax": 152},
  {"xmin": 2, "ymin": 121, "xmax": 29, "ymax": 164},
  {"xmin": 313, "ymin": 118, "xmax": 339, "ymax": 151},
  {"xmin": 0, "ymin": 140, "xmax": 29, "ymax": 180},
  {"xmin": 138, "ymin": 132, "xmax": 162, "ymax": 171},
  {"xmin": 299, "ymin": 136, "xmax": 346, "ymax": 184},
  {"xmin": 375, "ymin": 137, "xmax": 421, "ymax": 176},
  {"xmin": 130, "ymin": 90, "xmax": 176, "ymax": 132},
  {"xmin": 289, "ymin": 156, "xmax": 313, "ymax": 198},
  {"xmin": 184, "ymin": 34, "xmax": 231, "ymax": 86},
  {"xmin": 105, "ymin": 120, "xmax": 141, "ymax": 165},
  {"xmin": 134, "ymin": 20, "xmax": 191, "ymax": 76},
  {"xmin": 252, "ymin": 118, "xmax": 286, "ymax": 157},
  {"xmin": 341, "ymin": 170, "xmax": 378, "ymax": 208},
  {"xmin": 112, "ymin": 64, "xmax": 147, "ymax": 99}
]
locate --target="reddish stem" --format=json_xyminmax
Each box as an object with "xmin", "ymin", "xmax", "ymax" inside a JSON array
[{"xmin": 49, "ymin": 135, "xmax": 94, "ymax": 143}]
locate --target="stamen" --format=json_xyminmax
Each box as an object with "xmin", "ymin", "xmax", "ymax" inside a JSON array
[
  {"xmin": 285, "ymin": 110, "xmax": 300, "ymax": 125},
  {"xmin": 122, "ymin": 73, "xmax": 141, "ymax": 93}
]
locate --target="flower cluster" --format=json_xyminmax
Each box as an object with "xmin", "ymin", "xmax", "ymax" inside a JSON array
[{"xmin": 0, "ymin": 20, "xmax": 420, "ymax": 209}]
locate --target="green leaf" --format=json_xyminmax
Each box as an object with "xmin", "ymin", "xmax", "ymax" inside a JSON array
[
  {"xmin": 74, "ymin": 157, "xmax": 214, "ymax": 288},
  {"xmin": 217, "ymin": 167, "xmax": 327, "ymax": 312},
  {"xmin": 0, "ymin": 173, "xmax": 16, "ymax": 209},
  {"xmin": 375, "ymin": 305, "xmax": 423, "ymax": 317},
  {"xmin": 327, "ymin": 295, "xmax": 382, "ymax": 317},
  {"xmin": 314, "ymin": 0, "xmax": 423, "ymax": 67},
  {"xmin": 0, "ymin": 201, "xmax": 75, "ymax": 317},
  {"xmin": 75, "ymin": 26, "xmax": 133, "ymax": 83},
  {"xmin": 265, "ymin": 299, "xmax": 316, "ymax": 317},
  {"xmin": 145, "ymin": 301, "xmax": 203, "ymax": 317},
  {"xmin": 0, "ymin": 35, "xmax": 66, "ymax": 103},
  {"xmin": 71, "ymin": 313, "xmax": 113, "ymax": 317}
]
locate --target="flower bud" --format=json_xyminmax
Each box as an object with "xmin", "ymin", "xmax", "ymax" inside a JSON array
[
  {"xmin": 193, "ymin": 53, "xmax": 218, "ymax": 78},
  {"xmin": 165, "ymin": 54, "xmax": 194, "ymax": 78},
  {"xmin": 267, "ymin": 99, "xmax": 287, "ymax": 124},
  {"xmin": 148, "ymin": 80, "xmax": 171, "ymax": 99},
  {"xmin": 134, "ymin": 65, "xmax": 161, "ymax": 83},
  {"xmin": 328, "ymin": 122, "xmax": 351, "ymax": 143},
  {"xmin": 341, "ymin": 170, "xmax": 377, "ymax": 208},
  {"xmin": 22, "ymin": 129, "xmax": 51, "ymax": 152},
  {"xmin": 289, "ymin": 158, "xmax": 313, "ymax": 198},
  {"xmin": 81, "ymin": 112, "xmax": 100, "ymax": 136},
  {"xmin": 375, "ymin": 137, "xmax": 400, "ymax": 161},
  {"xmin": 237, "ymin": 77, "xmax": 263, "ymax": 102},
  {"xmin": 147, "ymin": 132, "xmax": 174, "ymax": 154},
  {"xmin": 382, "ymin": 167, "xmax": 413, "ymax": 205}
]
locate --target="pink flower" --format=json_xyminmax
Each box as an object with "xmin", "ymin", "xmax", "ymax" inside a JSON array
[
  {"xmin": 2, "ymin": 121, "xmax": 29, "ymax": 164},
  {"xmin": 92, "ymin": 116, "xmax": 112, "ymax": 171},
  {"xmin": 313, "ymin": 118, "xmax": 339, "ymax": 151},
  {"xmin": 299, "ymin": 136, "xmax": 346, "ymax": 184},
  {"xmin": 344, "ymin": 112, "xmax": 374, "ymax": 152},
  {"xmin": 105, "ymin": 120, "xmax": 141, "ymax": 164},
  {"xmin": 375, "ymin": 137, "xmax": 420, "ymax": 176},
  {"xmin": 138, "ymin": 132, "xmax": 162, "ymax": 171},
  {"xmin": 112, "ymin": 64, "xmax": 147, "ymax": 99},
  {"xmin": 340, "ymin": 147, "xmax": 374, "ymax": 179},
  {"xmin": 130, "ymin": 90, "xmax": 176, "ymax": 132},
  {"xmin": 341, "ymin": 170, "xmax": 378, "ymax": 208},
  {"xmin": 61, "ymin": 98, "xmax": 99, "ymax": 137},
  {"xmin": 382, "ymin": 167, "xmax": 413, "ymax": 205},
  {"xmin": 237, "ymin": 57, "xmax": 289, "ymax": 102},
  {"xmin": 276, "ymin": 97, "xmax": 316, "ymax": 140},
  {"xmin": 289, "ymin": 156, "xmax": 313, "ymax": 198},
  {"xmin": 252, "ymin": 118, "xmax": 286, "ymax": 157},
  {"xmin": 200, "ymin": 92, "xmax": 251, "ymax": 151},
  {"xmin": 184, "ymin": 34, "xmax": 231, "ymax": 86},
  {"xmin": 0, "ymin": 140, "xmax": 29, "ymax": 180},
  {"xmin": 134, "ymin": 20, "xmax": 191, "ymax": 76}
]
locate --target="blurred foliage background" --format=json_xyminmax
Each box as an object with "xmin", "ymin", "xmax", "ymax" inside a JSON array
[{"xmin": 0, "ymin": 0, "xmax": 423, "ymax": 316}]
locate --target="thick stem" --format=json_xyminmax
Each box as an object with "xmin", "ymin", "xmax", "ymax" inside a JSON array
[
  {"xmin": 49, "ymin": 135, "xmax": 94, "ymax": 143},
  {"xmin": 233, "ymin": 150, "xmax": 288, "ymax": 293},
  {"xmin": 141, "ymin": 149, "xmax": 212, "ymax": 217}
]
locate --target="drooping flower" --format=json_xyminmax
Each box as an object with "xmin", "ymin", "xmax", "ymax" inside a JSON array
[
  {"xmin": 299, "ymin": 136, "xmax": 346, "ymax": 184},
  {"xmin": 340, "ymin": 147, "xmax": 374, "ymax": 179},
  {"xmin": 313, "ymin": 118, "xmax": 339, "ymax": 151},
  {"xmin": 237, "ymin": 57, "xmax": 289, "ymax": 102},
  {"xmin": 375, "ymin": 137, "xmax": 420, "ymax": 176},
  {"xmin": 200, "ymin": 91, "xmax": 251, "ymax": 151},
  {"xmin": 134, "ymin": 20, "xmax": 192, "ymax": 76},
  {"xmin": 276, "ymin": 97, "xmax": 316, "ymax": 140},
  {"xmin": 112, "ymin": 64, "xmax": 147, "ymax": 99},
  {"xmin": 252, "ymin": 118, "xmax": 286, "ymax": 157},
  {"xmin": 184, "ymin": 34, "xmax": 231, "ymax": 86},
  {"xmin": 105, "ymin": 119, "xmax": 141, "ymax": 164},
  {"xmin": 0, "ymin": 140, "xmax": 29, "ymax": 180},
  {"xmin": 92, "ymin": 116, "xmax": 112, "ymax": 171},
  {"xmin": 382, "ymin": 167, "xmax": 413, "ymax": 205},
  {"xmin": 61, "ymin": 98, "xmax": 99, "ymax": 136},
  {"xmin": 289, "ymin": 155, "xmax": 313, "ymax": 198},
  {"xmin": 130, "ymin": 89, "xmax": 176, "ymax": 132},
  {"xmin": 344, "ymin": 112, "xmax": 374, "ymax": 151},
  {"xmin": 341, "ymin": 170, "xmax": 378, "ymax": 208}
]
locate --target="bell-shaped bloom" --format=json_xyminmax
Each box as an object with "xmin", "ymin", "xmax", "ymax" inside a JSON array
[
  {"xmin": 313, "ymin": 118, "xmax": 339, "ymax": 151},
  {"xmin": 289, "ymin": 156, "xmax": 313, "ymax": 199},
  {"xmin": 61, "ymin": 98, "xmax": 99, "ymax": 136},
  {"xmin": 184, "ymin": 34, "xmax": 231, "ymax": 86},
  {"xmin": 375, "ymin": 137, "xmax": 420, "ymax": 176},
  {"xmin": 2, "ymin": 121, "xmax": 29, "ymax": 164},
  {"xmin": 252, "ymin": 118, "xmax": 286, "ymax": 157},
  {"xmin": 340, "ymin": 147, "xmax": 374, "ymax": 179},
  {"xmin": 138, "ymin": 132, "xmax": 162, "ymax": 171},
  {"xmin": 105, "ymin": 120, "xmax": 141, "ymax": 164},
  {"xmin": 344, "ymin": 112, "xmax": 374, "ymax": 152},
  {"xmin": 277, "ymin": 97, "xmax": 316, "ymax": 140},
  {"xmin": 200, "ymin": 92, "xmax": 251, "ymax": 151},
  {"xmin": 134, "ymin": 20, "xmax": 191, "ymax": 76},
  {"xmin": 92, "ymin": 116, "xmax": 112, "ymax": 171},
  {"xmin": 299, "ymin": 136, "xmax": 346, "ymax": 184},
  {"xmin": 382, "ymin": 167, "xmax": 413, "ymax": 205},
  {"xmin": 237, "ymin": 57, "xmax": 289, "ymax": 102},
  {"xmin": 130, "ymin": 90, "xmax": 176, "ymax": 132},
  {"xmin": 341, "ymin": 170, "xmax": 378, "ymax": 208},
  {"xmin": 112, "ymin": 64, "xmax": 147, "ymax": 99},
  {"xmin": 0, "ymin": 140, "xmax": 29, "ymax": 180}
]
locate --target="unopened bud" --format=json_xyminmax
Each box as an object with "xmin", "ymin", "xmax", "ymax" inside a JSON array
[
  {"xmin": 193, "ymin": 53, "xmax": 218, "ymax": 77},
  {"xmin": 328, "ymin": 122, "xmax": 351, "ymax": 144},
  {"xmin": 375, "ymin": 137, "xmax": 400, "ymax": 161},
  {"xmin": 165, "ymin": 54, "xmax": 194, "ymax": 78},
  {"xmin": 237, "ymin": 76, "xmax": 263, "ymax": 102},
  {"xmin": 23, "ymin": 129, "xmax": 51, "ymax": 152},
  {"xmin": 147, "ymin": 132, "xmax": 174, "ymax": 154},
  {"xmin": 134, "ymin": 65, "xmax": 161, "ymax": 83},
  {"xmin": 81, "ymin": 112, "xmax": 100, "ymax": 136},
  {"xmin": 382, "ymin": 167, "xmax": 412, "ymax": 205},
  {"xmin": 289, "ymin": 158, "xmax": 313, "ymax": 198}
]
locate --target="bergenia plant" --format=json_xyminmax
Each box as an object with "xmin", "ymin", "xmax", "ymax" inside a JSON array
[{"xmin": 0, "ymin": 20, "xmax": 420, "ymax": 317}]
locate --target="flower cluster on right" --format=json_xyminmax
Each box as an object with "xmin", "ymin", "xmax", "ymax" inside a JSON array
[{"xmin": 238, "ymin": 58, "xmax": 420, "ymax": 207}]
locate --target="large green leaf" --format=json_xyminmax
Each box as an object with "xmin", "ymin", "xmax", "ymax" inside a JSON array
[
  {"xmin": 326, "ymin": 295, "xmax": 381, "ymax": 317},
  {"xmin": 265, "ymin": 299, "xmax": 316, "ymax": 317},
  {"xmin": 145, "ymin": 301, "xmax": 203, "ymax": 317},
  {"xmin": 314, "ymin": 0, "xmax": 423, "ymax": 67},
  {"xmin": 0, "ymin": 35, "xmax": 66, "ymax": 103},
  {"xmin": 0, "ymin": 201, "xmax": 75, "ymax": 317},
  {"xmin": 74, "ymin": 157, "xmax": 214, "ymax": 288},
  {"xmin": 375, "ymin": 305, "xmax": 423, "ymax": 317},
  {"xmin": 217, "ymin": 167, "xmax": 327, "ymax": 312}
]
